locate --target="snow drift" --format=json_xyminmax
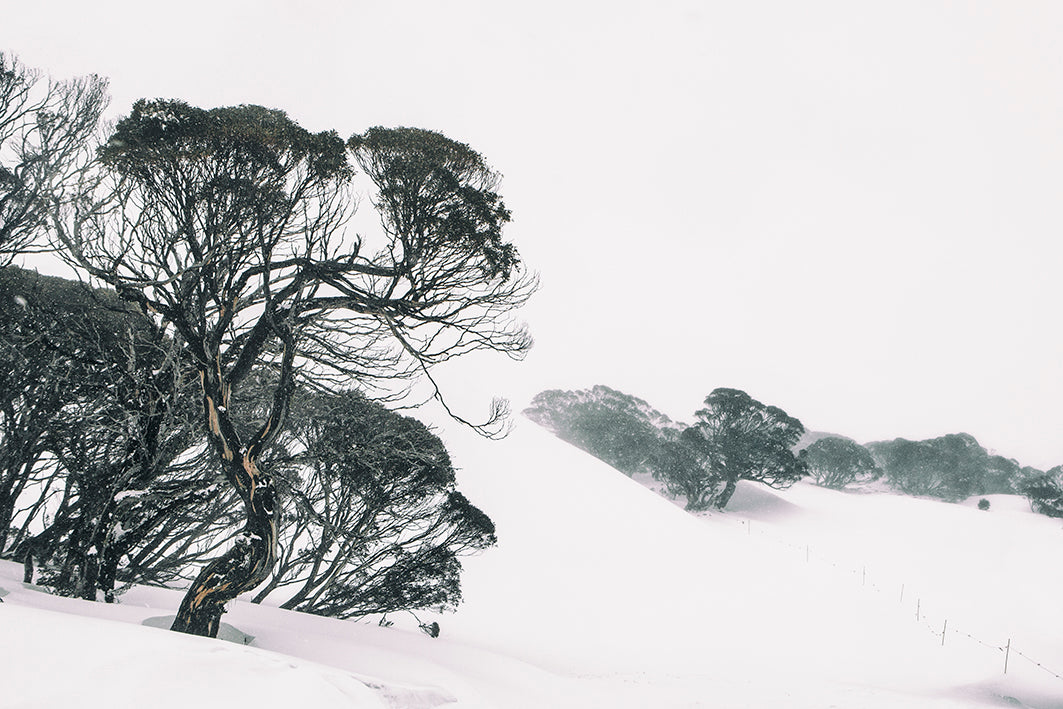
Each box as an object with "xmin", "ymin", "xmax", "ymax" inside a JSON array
[{"xmin": 1, "ymin": 416, "xmax": 1060, "ymax": 708}]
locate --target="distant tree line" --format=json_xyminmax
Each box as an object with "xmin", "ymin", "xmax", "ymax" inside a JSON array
[
  {"xmin": 526, "ymin": 385, "xmax": 1061, "ymax": 517},
  {"xmin": 0, "ymin": 51, "xmax": 533, "ymax": 638},
  {"xmin": 863, "ymin": 433, "xmax": 1033, "ymax": 502},
  {"xmin": 526, "ymin": 386, "xmax": 808, "ymax": 511}
]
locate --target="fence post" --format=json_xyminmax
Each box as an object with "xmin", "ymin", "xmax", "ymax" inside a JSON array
[
  {"xmin": 900, "ymin": 584, "xmax": 905, "ymax": 603},
  {"xmin": 941, "ymin": 619, "xmax": 947, "ymax": 646},
  {"xmin": 916, "ymin": 599, "xmax": 921, "ymax": 621},
  {"xmin": 1004, "ymin": 639, "xmax": 1011, "ymax": 674}
]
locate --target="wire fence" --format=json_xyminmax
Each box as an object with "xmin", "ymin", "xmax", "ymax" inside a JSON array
[{"xmin": 734, "ymin": 517, "xmax": 1063, "ymax": 684}]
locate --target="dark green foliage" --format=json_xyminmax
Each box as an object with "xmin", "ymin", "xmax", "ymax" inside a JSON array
[
  {"xmin": 983, "ymin": 454, "xmax": 1022, "ymax": 495},
  {"xmin": 867, "ymin": 433, "xmax": 1021, "ymax": 502},
  {"xmin": 526, "ymin": 385, "xmax": 807, "ymax": 511},
  {"xmin": 679, "ymin": 388, "xmax": 808, "ymax": 510},
  {"xmin": 0, "ymin": 268, "xmax": 493, "ymax": 615},
  {"xmin": 0, "ymin": 265, "xmax": 149, "ymax": 565},
  {"xmin": 0, "ymin": 266, "xmax": 201, "ymax": 601},
  {"xmin": 349, "ymin": 127, "xmax": 516, "ymax": 280},
  {"xmin": 524, "ymin": 386, "xmax": 683, "ymax": 477},
  {"xmin": 100, "ymin": 100, "xmax": 351, "ymax": 185},
  {"xmin": 253, "ymin": 389, "xmax": 495, "ymax": 618},
  {"xmin": 801, "ymin": 437, "xmax": 881, "ymax": 489},
  {"xmin": 978, "ymin": 498, "xmax": 991, "ymax": 511},
  {"xmin": 61, "ymin": 98, "xmax": 530, "ymax": 636},
  {"xmin": 1018, "ymin": 466, "xmax": 1063, "ymax": 518},
  {"xmin": 867, "ymin": 435, "xmax": 975, "ymax": 501},
  {"xmin": 652, "ymin": 433, "xmax": 711, "ymax": 507}
]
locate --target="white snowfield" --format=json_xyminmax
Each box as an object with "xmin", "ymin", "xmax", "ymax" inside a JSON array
[{"xmin": 1, "ymin": 419, "xmax": 1061, "ymax": 708}]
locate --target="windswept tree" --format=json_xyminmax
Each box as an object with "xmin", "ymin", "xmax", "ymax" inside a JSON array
[
  {"xmin": 523, "ymin": 386, "xmax": 681, "ymax": 477},
  {"xmin": 345, "ymin": 126, "xmax": 534, "ymax": 415},
  {"xmin": 252, "ymin": 388, "xmax": 495, "ymax": 619},
  {"xmin": 801, "ymin": 437, "xmax": 880, "ymax": 490},
  {"xmin": 678, "ymin": 388, "xmax": 807, "ymax": 510},
  {"xmin": 0, "ymin": 53, "xmax": 108, "ymax": 263},
  {"xmin": 866, "ymin": 433, "xmax": 993, "ymax": 501},
  {"xmin": 0, "ymin": 266, "xmax": 198, "ymax": 601},
  {"xmin": 1019, "ymin": 466, "xmax": 1063, "ymax": 518},
  {"xmin": 653, "ymin": 435, "xmax": 713, "ymax": 509},
  {"xmin": 58, "ymin": 102, "xmax": 534, "ymax": 637}
]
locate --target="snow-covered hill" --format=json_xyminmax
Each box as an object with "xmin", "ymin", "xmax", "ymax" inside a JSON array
[{"xmin": 2, "ymin": 417, "xmax": 1061, "ymax": 708}]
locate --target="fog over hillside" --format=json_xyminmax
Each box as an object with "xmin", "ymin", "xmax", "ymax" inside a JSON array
[
  {"xmin": 2, "ymin": 419, "xmax": 1061, "ymax": 708},
  {"xmin": 8, "ymin": 1, "xmax": 1063, "ymax": 468},
  {"xmin": 4, "ymin": 3, "xmax": 1063, "ymax": 706}
]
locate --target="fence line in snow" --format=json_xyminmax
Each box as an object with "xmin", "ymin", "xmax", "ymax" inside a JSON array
[{"xmin": 734, "ymin": 517, "xmax": 1063, "ymax": 684}]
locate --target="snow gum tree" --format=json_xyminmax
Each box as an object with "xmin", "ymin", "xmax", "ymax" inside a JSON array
[
  {"xmin": 866, "ymin": 433, "xmax": 1019, "ymax": 501},
  {"xmin": 679, "ymin": 388, "xmax": 807, "ymax": 510},
  {"xmin": 57, "ymin": 100, "xmax": 534, "ymax": 637},
  {"xmin": 523, "ymin": 386, "xmax": 679, "ymax": 477},
  {"xmin": 1019, "ymin": 466, "xmax": 1063, "ymax": 517},
  {"xmin": 801, "ymin": 436, "xmax": 880, "ymax": 490},
  {"xmin": 252, "ymin": 388, "xmax": 496, "ymax": 618},
  {"xmin": 0, "ymin": 266, "xmax": 192, "ymax": 598},
  {"xmin": 0, "ymin": 52, "xmax": 108, "ymax": 263}
]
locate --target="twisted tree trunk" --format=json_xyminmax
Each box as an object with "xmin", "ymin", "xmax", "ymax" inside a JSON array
[
  {"xmin": 170, "ymin": 366, "xmax": 280, "ymax": 637},
  {"xmin": 170, "ymin": 459, "xmax": 277, "ymax": 636}
]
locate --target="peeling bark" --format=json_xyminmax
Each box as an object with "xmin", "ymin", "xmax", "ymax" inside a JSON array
[
  {"xmin": 170, "ymin": 451, "xmax": 278, "ymax": 636},
  {"xmin": 171, "ymin": 366, "xmax": 280, "ymax": 637}
]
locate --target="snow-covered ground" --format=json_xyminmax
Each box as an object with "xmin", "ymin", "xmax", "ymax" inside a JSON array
[{"xmin": 2, "ymin": 418, "xmax": 1061, "ymax": 708}]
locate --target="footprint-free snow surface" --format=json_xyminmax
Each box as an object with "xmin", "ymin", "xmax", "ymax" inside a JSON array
[{"xmin": 2, "ymin": 418, "xmax": 1060, "ymax": 708}]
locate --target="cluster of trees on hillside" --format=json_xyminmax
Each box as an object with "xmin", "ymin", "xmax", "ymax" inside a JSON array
[
  {"xmin": 864, "ymin": 433, "xmax": 1031, "ymax": 502},
  {"xmin": 0, "ymin": 52, "xmax": 532, "ymax": 638},
  {"xmin": 1016, "ymin": 467, "xmax": 1063, "ymax": 518},
  {"xmin": 526, "ymin": 386, "xmax": 809, "ymax": 511},
  {"xmin": 527, "ymin": 386, "xmax": 1061, "ymax": 517},
  {"xmin": 523, "ymin": 386, "xmax": 684, "ymax": 477},
  {"xmin": 799, "ymin": 437, "xmax": 880, "ymax": 489}
]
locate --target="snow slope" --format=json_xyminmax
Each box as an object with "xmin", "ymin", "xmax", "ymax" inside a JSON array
[{"xmin": 1, "ymin": 417, "xmax": 1061, "ymax": 708}]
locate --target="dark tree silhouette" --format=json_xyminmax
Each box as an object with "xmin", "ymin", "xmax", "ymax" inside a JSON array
[
  {"xmin": 1018, "ymin": 466, "xmax": 1063, "ymax": 518},
  {"xmin": 679, "ymin": 388, "xmax": 807, "ymax": 510},
  {"xmin": 801, "ymin": 437, "xmax": 880, "ymax": 489},
  {"xmin": 251, "ymin": 388, "xmax": 495, "ymax": 618},
  {"xmin": 866, "ymin": 433, "xmax": 1005, "ymax": 501},
  {"xmin": 523, "ymin": 386, "xmax": 681, "ymax": 477},
  {"xmin": 0, "ymin": 53, "xmax": 107, "ymax": 263},
  {"xmin": 0, "ymin": 266, "xmax": 199, "ymax": 601},
  {"xmin": 57, "ymin": 101, "xmax": 533, "ymax": 637}
]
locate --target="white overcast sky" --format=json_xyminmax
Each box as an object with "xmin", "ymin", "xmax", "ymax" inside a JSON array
[{"xmin": 6, "ymin": 1, "xmax": 1063, "ymax": 468}]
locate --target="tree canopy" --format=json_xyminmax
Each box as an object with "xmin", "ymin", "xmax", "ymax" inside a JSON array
[
  {"xmin": 524, "ymin": 385, "xmax": 808, "ymax": 511},
  {"xmin": 1018, "ymin": 466, "xmax": 1063, "ymax": 518},
  {"xmin": 0, "ymin": 53, "xmax": 108, "ymax": 263},
  {"xmin": 0, "ymin": 264, "xmax": 498, "ymax": 626},
  {"xmin": 0, "ymin": 265, "xmax": 200, "ymax": 601},
  {"xmin": 866, "ymin": 433, "xmax": 1021, "ymax": 501},
  {"xmin": 255, "ymin": 389, "xmax": 496, "ymax": 619},
  {"xmin": 679, "ymin": 388, "xmax": 807, "ymax": 510},
  {"xmin": 523, "ymin": 386, "xmax": 682, "ymax": 478},
  {"xmin": 53, "ymin": 99, "xmax": 533, "ymax": 637},
  {"xmin": 801, "ymin": 436, "xmax": 880, "ymax": 489}
]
